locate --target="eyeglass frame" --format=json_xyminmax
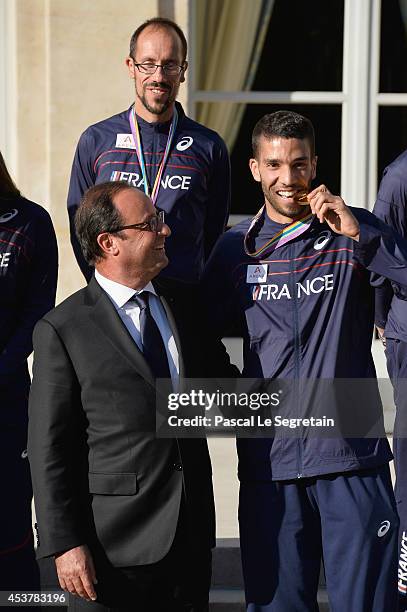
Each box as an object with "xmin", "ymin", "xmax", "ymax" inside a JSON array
[
  {"xmin": 108, "ymin": 210, "xmax": 165, "ymax": 234},
  {"xmin": 131, "ymin": 59, "xmax": 185, "ymax": 76}
]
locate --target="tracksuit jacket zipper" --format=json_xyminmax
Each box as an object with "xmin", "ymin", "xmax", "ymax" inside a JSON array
[{"xmin": 288, "ymin": 241, "xmax": 303, "ymax": 478}]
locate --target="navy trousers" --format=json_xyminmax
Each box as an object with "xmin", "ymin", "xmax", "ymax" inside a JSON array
[
  {"xmin": 386, "ymin": 338, "xmax": 407, "ymax": 611},
  {"xmin": 239, "ymin": 466, "xmax": 398, "ymax": 612},
  {"xmin": 0, "ymin": 426, "xmax": 39, "ymax": 591}
]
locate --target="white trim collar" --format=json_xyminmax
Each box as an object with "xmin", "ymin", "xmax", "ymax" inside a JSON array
[{"xmin": 94, "ymin": 270, "xmax": 156, "ymax": 309}]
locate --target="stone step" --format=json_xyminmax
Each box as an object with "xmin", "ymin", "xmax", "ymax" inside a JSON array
[
  {"xmin": 209, "ymin": 587, "xmax": 330, "ymax": 611},
  {"xmin": 209, "ymin": 589, "xmax": 245, "ymax": 611},
  {"xmin": 40, "ymin": 542, "xmax": 330, "ymax": 610},
  {"xmin": 212, "ymin": 538, "xmax": 326, "ymax": 589},
  {"xmin": 212, "ymin": 538, "xmax": 243, "ymax": 589}
]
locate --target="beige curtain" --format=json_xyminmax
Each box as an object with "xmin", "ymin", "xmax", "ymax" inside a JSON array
[{"xmin": 195, "ymin": 0, "xmax": 274, "ymax": 151}]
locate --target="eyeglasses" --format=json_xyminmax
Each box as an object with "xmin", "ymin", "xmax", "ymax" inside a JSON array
[
  {"xmin": 132, "ymin": 60, "xmax": 184, "ymax": 76},
  {"xmin": 110, "ymin": 211, "xmax": 165, "ymax": 234}
]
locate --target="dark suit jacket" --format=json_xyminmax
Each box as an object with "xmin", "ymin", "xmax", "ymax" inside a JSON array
[{"xmin": 28, "ymin": 276, "xmax": 215, "ymax": 567}]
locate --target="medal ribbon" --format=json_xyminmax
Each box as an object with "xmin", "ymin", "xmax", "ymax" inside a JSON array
[
  {"xmin": 129, "ymin": 106, "xmax": 178, "ymax": 205},
  {"xmin": 244, "ymin": 205, "xmax": 314, "ymax": 259}
]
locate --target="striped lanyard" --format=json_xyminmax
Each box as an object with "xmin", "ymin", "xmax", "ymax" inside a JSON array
[
  {"xmin": 244, "ymin": 205, "xmax": 314, "ymax": 259},
  {"xmin": 128, "ymin": 105, "xmax": 178, "ymax": 205}
]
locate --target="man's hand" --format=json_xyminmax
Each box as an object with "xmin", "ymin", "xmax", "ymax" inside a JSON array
[
  {"xmin": 55, "ymin": 544, "xmax": 97, "ymax": 601},
  {"xmin": 376, "ymin": 326, "xmax": 387, "ymax": 348},
  {"xmin": 307, "ymin": 185, "xmax": 360, "ymax": 241}
]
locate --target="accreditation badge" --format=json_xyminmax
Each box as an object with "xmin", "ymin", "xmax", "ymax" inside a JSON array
[
  {"xmin": 246, "ymin": 264, "xmax": 268, "ymax": 284},
  {"xmin": 115, "ymin": 134, "xmax": 136, "ymax": 149}
]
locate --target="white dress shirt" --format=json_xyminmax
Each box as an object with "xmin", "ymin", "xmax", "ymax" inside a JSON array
[{"xmin": 95, "ymin": 270, "xmax": 179, "ymax": 388}]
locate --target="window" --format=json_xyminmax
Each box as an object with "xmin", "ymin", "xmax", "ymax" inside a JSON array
[
  {"xmin": 375, "ymin": 0, "xmax": 407, "ymax": 189},
  {"xmin": 190, "ymin": 0, "xmax": 407, "ymax": 219}
]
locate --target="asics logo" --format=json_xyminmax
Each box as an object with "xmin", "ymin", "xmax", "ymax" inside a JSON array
[
  {"xmin": 176, "ymin": 136, "xmax": 193, "ymax": 151},
  {"xmin": 377, "ymin": 520, "xmax": 391, "ymax": 537},
  {"xmin": 0, "ymin": 209, "xmax": 18, "ymax": 223},
  {"xmin": 313, "ymin": 231, "xmax": 331, "ymax": 251}
]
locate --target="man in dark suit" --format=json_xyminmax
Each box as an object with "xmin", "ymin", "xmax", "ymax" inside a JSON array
[{"xmin": 28, "ymin": 181, "xmax": 215, "ymax": 611}]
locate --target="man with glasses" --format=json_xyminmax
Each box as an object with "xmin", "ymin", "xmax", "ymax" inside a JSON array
[
  {"xmin": 67, "ymin": 16, "xmax": 230, "ymax": 309},
  {"xmin": 29, "ymin": 181, "xmax": 215, "ymax": 611}
]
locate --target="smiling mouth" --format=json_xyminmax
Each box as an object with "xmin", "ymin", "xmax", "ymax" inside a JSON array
[
  {"xmin": 149, "ymin": 88, "xmax": 169, "ymax": 95},
  {"xmin": 276, "ymin": 189, "xmax": 309, "ymax": 204},
  {"xmin": 146, "ymin": 82, "xmax": 170, "ymax": 95}
]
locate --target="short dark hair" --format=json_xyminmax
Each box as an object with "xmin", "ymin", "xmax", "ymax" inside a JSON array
[
  {"xmin": 129, "ymin": 17, "xmax": 188, "ymax": 63},
  {"xmin": 75, "ymin": 182, "xmax": 132, "ymax": 265},
  {"xmin": 252, "ymin": 110, "xmax": 315, "ymax": 159}
]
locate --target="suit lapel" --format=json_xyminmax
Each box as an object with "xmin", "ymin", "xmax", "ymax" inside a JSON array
[{"xmin": 87, "ymin": 277, "xmax": 156, "ymax": 388}]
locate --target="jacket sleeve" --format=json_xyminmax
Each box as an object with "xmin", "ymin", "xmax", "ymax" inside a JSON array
[
  {"xmin": 67, "ymin": 130, "xmax": 95, "ymax": 281},
  {"xmin": 28, "ymin": 318, "xmax": 88, "ymax": 558},
  {"xmin": 373, "ymin": 166, "xmax": 407, "ymax": 327},
  {"xmin": 374, "ymin": 285, "xmax": 393, "ymax": 329},
  {"xmin": 353, "ymin": 213, "xmax": 407, "ymax": 296},
  {"xmin": 203, "ymin": 137, "xmax": 231, "ymax": 262},
  {"xmin": 201, "ymin": 232, "xmax": 243, "ymax": 378},
  {"xmin": 0, "ymin": 210, "xmax": 58, "ymax": 382}
]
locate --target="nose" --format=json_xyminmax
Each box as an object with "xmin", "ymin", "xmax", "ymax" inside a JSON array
[
  {"xmin": 279, "ymin": 165, "xmax": 296, "ymax": 186},
  {"xmin": 154, "ymin": 65, "xmax": 167, "ymax": 77},
  {"xmin": 159, "ymin": 222, "xmax": 171, "ymax": 237}
]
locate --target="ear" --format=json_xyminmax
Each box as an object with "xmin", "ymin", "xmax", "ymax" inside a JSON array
[
  {"xmin": 249, "ymin": 158, "xmax": 261, "ymax": 182},
  {"xmin": 311, "ymin": 155, "xmax": 317, "ymax": 180},
  {"xmin": 125, "ymin": 56, "xmax": 136, "ymax": 79},
  {"xmin": 180, "ymin": 61, "xmax": 188, "ymax": 83},
  {"xmin": 97, "ymin": 232, "xmax": 119, "ymax": 257}
]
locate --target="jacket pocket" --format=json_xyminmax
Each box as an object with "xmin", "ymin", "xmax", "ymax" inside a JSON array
[{"xmin": 88, "ymin": 472, "xmax": 138, "ymax": 495}]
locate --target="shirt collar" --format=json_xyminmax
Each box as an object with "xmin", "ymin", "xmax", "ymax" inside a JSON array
[{"xmin": 94, "ymin": 270, "xmax": 156, "ymax": 309}]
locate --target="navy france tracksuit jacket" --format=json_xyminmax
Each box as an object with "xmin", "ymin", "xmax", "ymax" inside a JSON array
[
  {"xmin": 202, "ymin": 207, "xmax": 407, "ymax": 481},
  {"xmin": 67, "ymin": 102, "xmax": 230, "ymax": 283},
  {"xmin": 374, "ymin": 149, "xmax": 407, "ymax": 340},
  {"xmin": 373, "ymin": 150, "xmax": 407, "ymax": 608},
  {"xmin": 0, "ymin": 196, "xmax": 58, "ymax": 417}
]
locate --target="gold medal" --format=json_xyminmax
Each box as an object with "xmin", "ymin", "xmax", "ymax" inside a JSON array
[{"xmin": 295, "ymin": 190, "xmax": 309, "ymax": 205}]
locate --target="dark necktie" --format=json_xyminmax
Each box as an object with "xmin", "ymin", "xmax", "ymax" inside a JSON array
[{"xmin": 132, "ymin": 292, "xmax": 171, "ymax": 379}]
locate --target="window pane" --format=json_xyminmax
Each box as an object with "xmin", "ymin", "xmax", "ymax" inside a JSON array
[
  {"xmin": 230, "ymin": 104, "xmax": 342, "ymax": 215},
  {"xmin": 252, "ymin": 0, "xmax": 344, "ymax": 92},
  {"xmin": 378, "ymin": 107, "xmax": 407, "ymax": 186},
  {"xmin": 380, "ymin": 0, "xmax": 407, "ymax": 93},
  {"xmin": 196, "ymin": 0, "xmax": 344, "ymax": 93}
]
